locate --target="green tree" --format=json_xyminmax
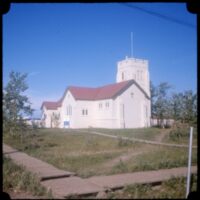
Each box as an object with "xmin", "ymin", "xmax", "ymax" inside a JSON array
[
  {"xmin": 182, "ymin": 90, "xmax": 197, "ymax": 123},
  {"xmin": 3, "ymin": 71, "xmax": 34, "ymax": 136},
  {"xmin": 193, "ymin": 93, "xmax": 197, "ymax": 123},
  {"xmin": 150, "ymin": 81, "xmax": 157, "ymax": 117},
  {"xmin": 170, "ymin": 90, "xmax": 197, "ymax": 124},
  {"xmin": 170, "ymin": 92, "xmax": 184, "ymax": 121},
  {"xmin": 154, "ymin": 82, "xmax": 172, "ymax": 128}
]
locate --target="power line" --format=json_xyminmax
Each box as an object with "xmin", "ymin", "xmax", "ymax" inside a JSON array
[{"xmin": 119, "ymin": 3, "xmax": 196, "ymax": 29}]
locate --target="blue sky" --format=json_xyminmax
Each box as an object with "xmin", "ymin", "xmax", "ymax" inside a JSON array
[{"xmin": 3, "ymin": 3, "xmax": 197, "ymax": 118}]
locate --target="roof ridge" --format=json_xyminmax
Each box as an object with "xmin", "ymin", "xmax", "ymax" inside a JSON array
[
  {"xmin": 41, "ymin": 79, "xmax": 149, "ymax": 110},
  {"xmin": 68, "ymin": 79, "xmax": 133, "ymax": 90}
]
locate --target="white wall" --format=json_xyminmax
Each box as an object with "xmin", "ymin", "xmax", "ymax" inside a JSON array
[
  {"xmin": 116, "ymin": 83, "xmax": 151, "ymax": 128},
  {"xmin": 72, "ymin": 100, "xmax": 95, "ymax": 128},
  {"xmin": 92, "ymin": 99, "xmax": 119, "ymax": 128},
  {"xmin": 42, "ymin": 83, "xmax": 151, "ymax": 129},
  {"xmin": 59, "ymin": 92, "xmax": 122, "ymax": 129},
  {"xmin": 41, "ymin": 107, "xmax": 61, "ymax": 128},
  {"xmin": 59, "ymin": 91, "xmax": 76, "ymax": 128}
]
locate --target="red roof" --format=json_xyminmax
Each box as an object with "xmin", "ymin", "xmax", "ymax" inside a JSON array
[
  {"xmin": 68, "ymin": 80, "xmax": 134, "ymax": 100},
  {"xmin": 41, "ymin": 99, "xmax": 62, "ymax": 110},
  {"xmin": 41, "ymin": 80, "xmax": 149, "ymax": 110}
]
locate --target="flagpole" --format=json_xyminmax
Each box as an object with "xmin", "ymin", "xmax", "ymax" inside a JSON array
[{"xmin": 131, "ymin": 32, "xmax": 133, "ymax": 57}]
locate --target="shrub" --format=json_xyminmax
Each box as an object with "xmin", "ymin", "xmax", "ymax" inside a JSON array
[
  {"xmin": 112, "ymin": 159, "xmax": 128, "ymax": 173},
  {"xmin": 117, "ymin": 137, "xmax": 132, "ymax": 147},
  {"xmin": 169, "ymin": 121, "xmax": 190, "ymax": 141}
]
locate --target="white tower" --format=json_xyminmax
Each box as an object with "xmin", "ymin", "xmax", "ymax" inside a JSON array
[{"xmin": 116, "ymin": 56, "xmax": 150, "ymax": 97}]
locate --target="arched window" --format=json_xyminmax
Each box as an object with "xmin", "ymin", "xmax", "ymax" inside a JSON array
[
  {"xmin": 140, "ymin": 70, "xmax": 143, "ymax": 80},
  {"xmin": 66, "ymin": 105, "xmax": 72, "ymax": 115},
  {"xmin": 130, "ymin": 92, "xmax": 134, "ymax": 98},
  {"xmin": 137, "ymin": 70, "xmax": 139, "ymax": 80},
  {"xmin": 122, "ymin": 72, "xmax": 124, "ymax": 80}
]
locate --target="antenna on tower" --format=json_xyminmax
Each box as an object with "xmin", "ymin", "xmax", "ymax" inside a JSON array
[{"xmin": 131, "ymin": 32, "xmax": 133, "ymax": 58}]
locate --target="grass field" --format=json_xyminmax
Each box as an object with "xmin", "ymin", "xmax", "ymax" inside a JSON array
[
  {"xmin": 90, "ymin": 127, "xmax": 197, "ymax": 145},
  {"xmin": 106, "ymin": 175, "xmax": 197, "ymax": 199},
  {"xmin": 89, "ymin": 127, "xmax": 162, "ymax": 140},
  {"xmin": 3, "ymin": 127, "xmax": 197, "ymax": 178}
]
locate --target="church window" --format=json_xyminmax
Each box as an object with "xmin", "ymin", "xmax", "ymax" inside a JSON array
[
  {"xmin": 130, "ymin": 92, "xmax": 134, "ymax": 98},
  {"xmin": 105, "ymin": 102, "xmax": 109, "ymax": 108},
  {"xmin": 122, "ymin": 72, "xmax": 124, "ymax": 80},
  {"xmin": 69, "ymin": 106, "xmax": 72, "ymax": 115},
  {"xmin": 82, "ymin": 109, "xmax": 88, "ymax": 115},
  {"xmin": 145, "ymin": 105, "xmax": 148, "ymax": 118},
  {"xmin": 137, "ymin": 70, "xmax": 139, "ymax": 80},
  {"xmin": 66, "ymin": 105, "xmax": 72, "ymax": 115},
  {"xmin": 99, "ymin": 103, "xmax": 102, "ymax": 109}
]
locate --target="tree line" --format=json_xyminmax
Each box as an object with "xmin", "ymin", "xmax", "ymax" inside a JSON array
[
  {"xmin": 3, "ymin": 71, "xmax": 197, "ymax": 136},
  {"xmin": 150, "ymin": 81, "xmax": 197, "ymax": 126}
]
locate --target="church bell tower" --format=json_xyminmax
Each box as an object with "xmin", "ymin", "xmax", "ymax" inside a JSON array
[{"xmin": 116, "ymin": 56, "xmax": 150, "ymax": 97}]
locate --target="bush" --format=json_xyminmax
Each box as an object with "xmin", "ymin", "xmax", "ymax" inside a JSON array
[
  {"xmin": 113, "ymin": 159, "xmax": 128, "ymax": 173},
  {"xmin": 117, "ymin": 137, "xmax": 132, "ymax": 147},
  {"xmin": 169, "ymin": 121, "xmax": 190, "ymax": 141}
]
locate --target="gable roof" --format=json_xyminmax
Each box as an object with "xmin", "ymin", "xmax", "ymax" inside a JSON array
[
  {"xmin": 68, "ymin": 80, "xmax": 135, "ymax": 100},
  {"xmin": 41, "ymin": 100, "xmax": 61, "ymax": 110},
  {"xmin": 41, "ymin": 79, "xmax": 149, "ymax": 110}
]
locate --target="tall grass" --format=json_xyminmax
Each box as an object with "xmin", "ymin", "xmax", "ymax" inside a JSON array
[
  {"xmin": 111, "ymin": 146, "xmax": 197, "ymax": 174},
  {"xmin": 107, "ymin": 175, "xmax": 197, "ymax": 199},
  {"xmin": 3, "ymin": 156, "xmax": 53, "ymax": 198}
]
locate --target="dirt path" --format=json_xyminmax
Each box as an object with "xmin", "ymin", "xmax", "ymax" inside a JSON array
[
  {"xmin": 100, "ymin": 129, "xmax": 171, "ymax": 169},
  {"xmin": 100, "ymin": 129, "xmax": 170, "ymax": 169},
  {"xmin": 102, "ymin": 151, "xmax": 143, "ymax": 168},
  {"xmin": 68, "ymin": 149, "xmax": 126, "ymax": 157},
  {"xmin": 100, "ymin": 146, "xmax": 154, "ymax": 169},
  {"xmin": 154, "ymin": 129, "xmax": 170, "ymax": 142},
  {"xmin": 85, "ymin": 130, "xmax": 197, "ymax": 148}
]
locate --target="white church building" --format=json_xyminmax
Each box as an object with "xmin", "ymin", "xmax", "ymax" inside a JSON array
[{"xmin": 41, "ymin": 56, "xmax": 151, "ymax": 128}]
